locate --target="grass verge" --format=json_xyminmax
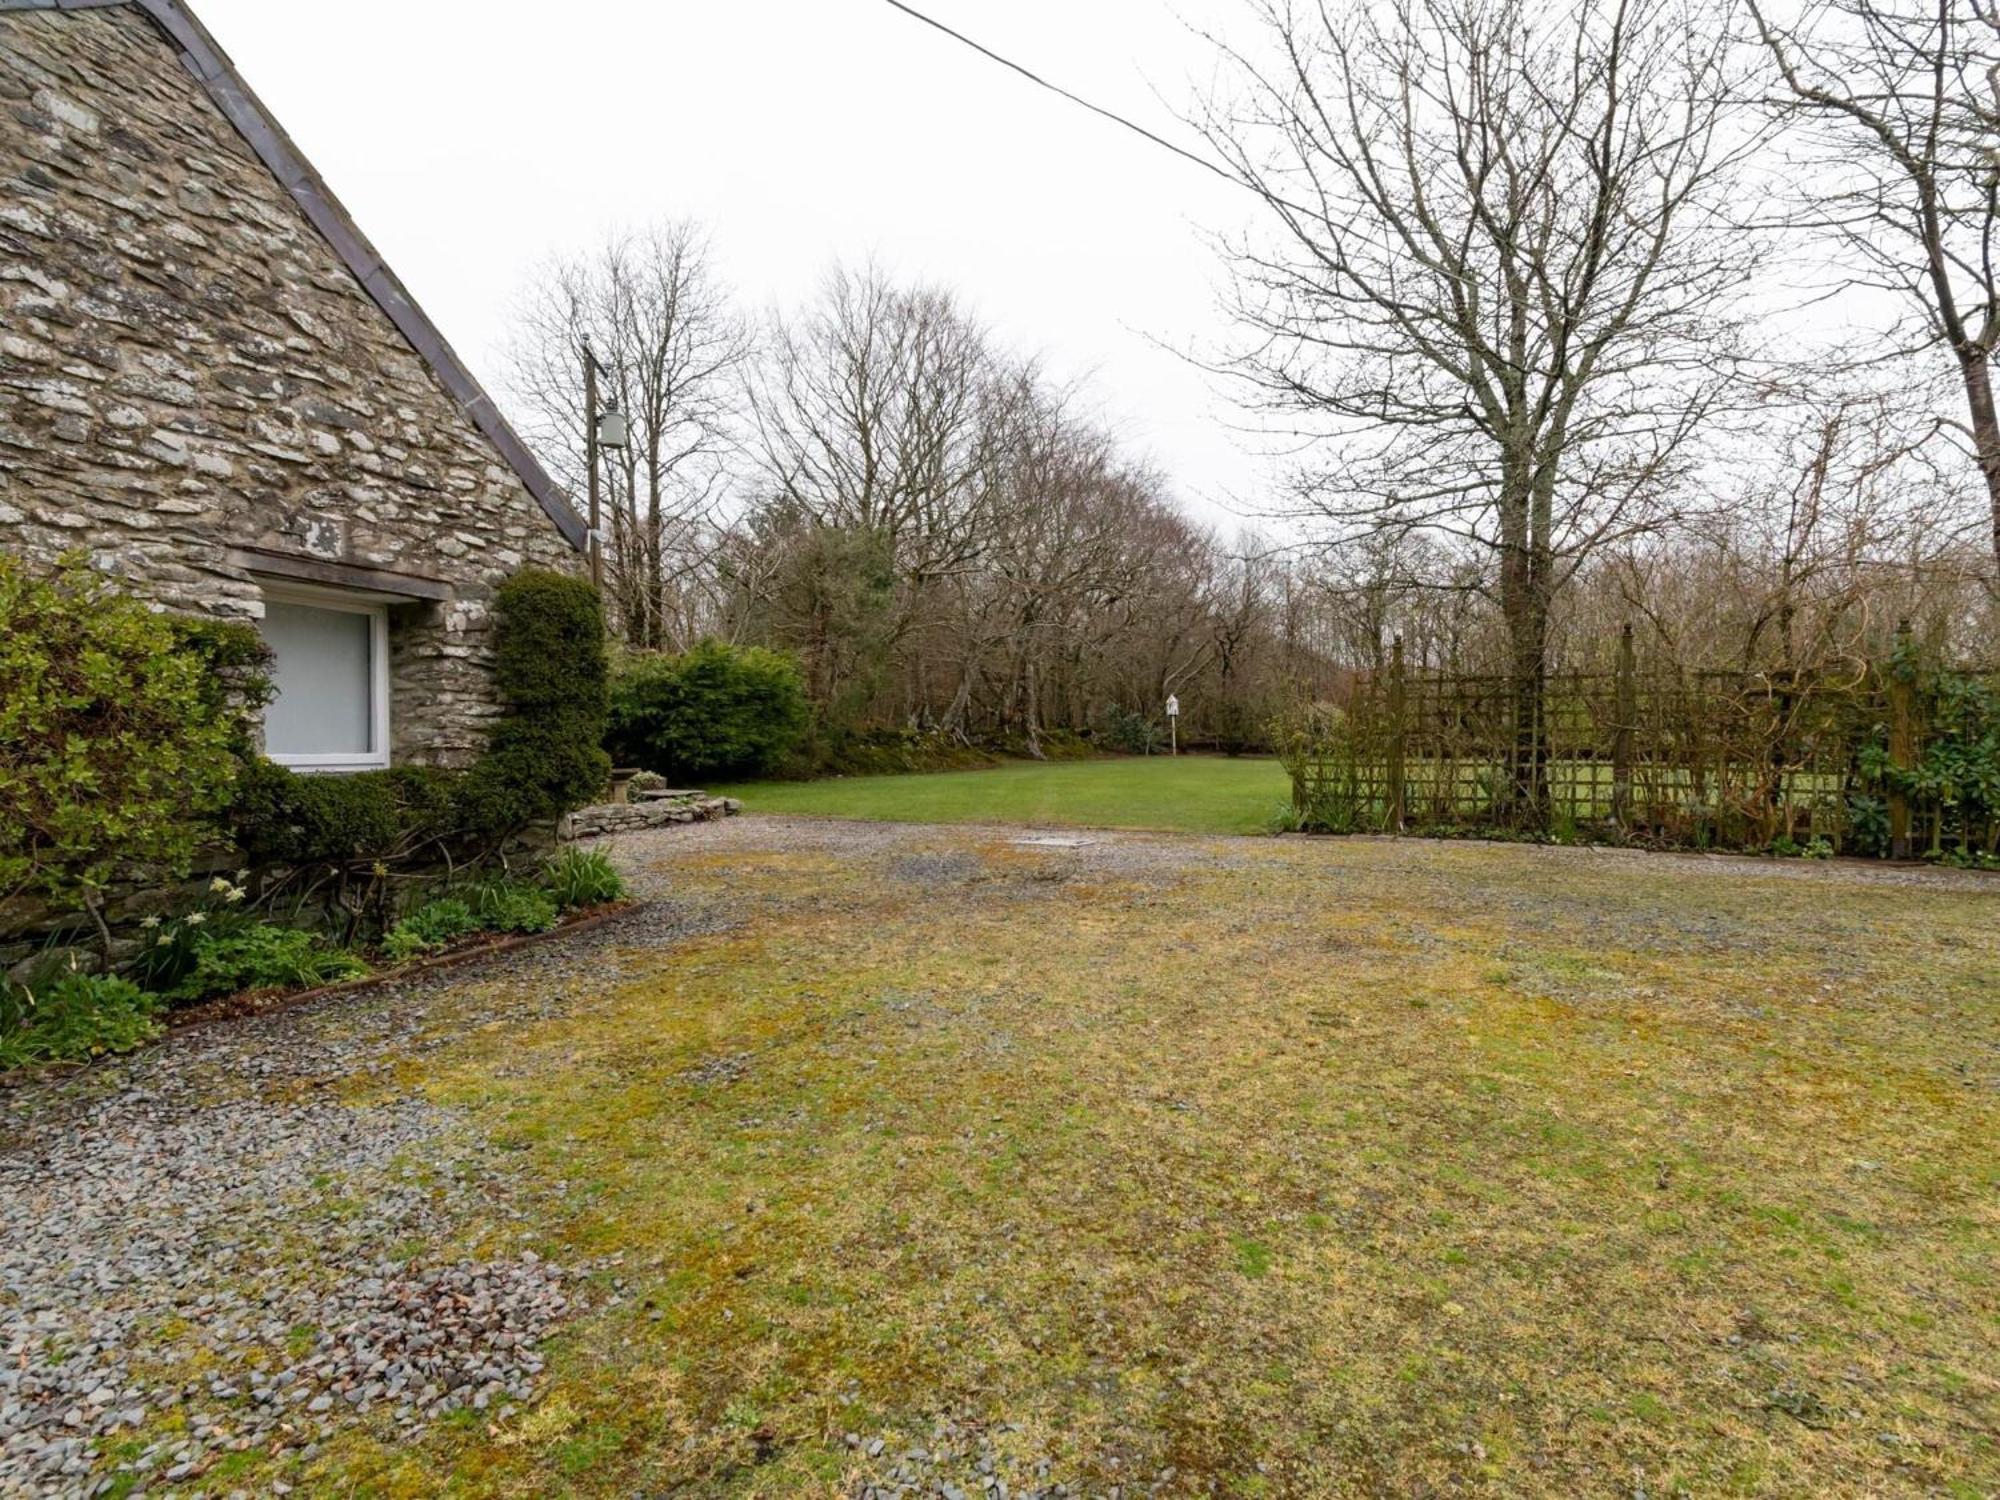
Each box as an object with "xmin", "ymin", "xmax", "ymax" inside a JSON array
[{"xmin": 713, "ymin": 756, "xmax": 1292, "ymax": 836}]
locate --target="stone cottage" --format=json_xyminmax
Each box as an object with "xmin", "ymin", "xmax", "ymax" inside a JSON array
[{"xmin": 0, "ymin": 0, "xmax": 588, "ymax": 772}]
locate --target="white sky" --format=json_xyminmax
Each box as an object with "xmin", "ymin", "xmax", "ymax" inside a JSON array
[{"xmin": 191, "ymin": 0, "xmax": 1265, "ymax": 529}]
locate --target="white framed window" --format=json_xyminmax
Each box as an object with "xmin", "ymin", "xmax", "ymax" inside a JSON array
[{"xmin": 257, "ymin": 584, "xmax": 391, "ymax": 772}]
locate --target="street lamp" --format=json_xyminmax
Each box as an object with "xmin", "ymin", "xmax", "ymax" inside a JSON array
[{"xmin": 581, "ymin": 340, "xmax": 628, "ymax": 591}]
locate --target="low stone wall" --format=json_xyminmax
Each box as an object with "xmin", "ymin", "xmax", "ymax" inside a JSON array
[
  {"xmin": 558, "ymin": 795, "xmax": 740, "ymax": 842},
  {"xmin": 1, "ymin": 864, "xmax": 229, "ymax": 982}
]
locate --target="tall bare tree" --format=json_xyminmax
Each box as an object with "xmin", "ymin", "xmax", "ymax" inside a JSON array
[
  {"xmin": 1749, "ymin": 0, "xmax": 2000, "ymax": 583},
  {"xmin": 507, "ymin": 222, "xmax": 751, "ymax": 647},
  {"xmin": 1198, "ymin": 0, "xmax": 1758, "ymax": 818}
]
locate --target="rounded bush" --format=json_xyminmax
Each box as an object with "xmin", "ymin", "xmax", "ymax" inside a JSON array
[{"xmin": 607, "ymin": 640, "xmax": 809, "ymax": 782}]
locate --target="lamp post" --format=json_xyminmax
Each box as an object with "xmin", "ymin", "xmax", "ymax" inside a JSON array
[{"xmin": 581, "ymin": 340, "xmax": 628, "ymax": 592}]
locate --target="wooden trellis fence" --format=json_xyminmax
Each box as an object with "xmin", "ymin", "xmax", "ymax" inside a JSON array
[{"xmin": 1281, "ymin": 623, "xmax": 2000, "ymax": 856}]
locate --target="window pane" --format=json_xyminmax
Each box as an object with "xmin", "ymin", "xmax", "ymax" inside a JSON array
[{"xmin": 261, "ymin": 601, "xmax": 375, "ymax": 758}]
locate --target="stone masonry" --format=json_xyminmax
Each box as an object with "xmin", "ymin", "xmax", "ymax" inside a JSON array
[
  {"xmin": 558, "ymin": 795, "xmax": 741, "ymax": 843},
  {"xmin": 0, "ymin": 4, "xmax": 584, "ymax": 768}
]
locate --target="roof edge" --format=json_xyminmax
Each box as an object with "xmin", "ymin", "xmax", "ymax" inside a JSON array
[{"xmin": 0, "ymin": 0, "xmax": 589, "ymax": 552}]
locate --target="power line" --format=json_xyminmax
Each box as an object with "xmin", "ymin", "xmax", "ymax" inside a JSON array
[{"xmin": 878, "ymin": 0, "xmax": 1318, "ymax": 219}]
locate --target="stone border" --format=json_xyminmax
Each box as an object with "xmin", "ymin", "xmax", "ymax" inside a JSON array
[{"xmin": 558, "ymin": 794, "xmax": 740, "ymax": 842}]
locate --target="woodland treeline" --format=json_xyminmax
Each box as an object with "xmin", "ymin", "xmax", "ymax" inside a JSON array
[{"xmin": 501, "ymin": 0, "xmax": 2000, "ymax": 774}]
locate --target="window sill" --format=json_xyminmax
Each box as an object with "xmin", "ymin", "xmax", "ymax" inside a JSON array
[{"xmin": 268, "ymin": 757, "xmax": 393, "ymax": 775}]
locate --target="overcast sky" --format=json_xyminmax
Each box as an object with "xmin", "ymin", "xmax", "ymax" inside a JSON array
[{"xmin": 190, "ymin": 0, "xmax": 1266, "ymax": 529}]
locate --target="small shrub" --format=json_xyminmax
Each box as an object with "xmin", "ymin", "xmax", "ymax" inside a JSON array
[
  {"xmin": 465, "ymin": 879, "xmax": 560, "ymax": 935},
  {"xmin": 1103, "ymin": 708, "xmax": 1164, "ymax": 757},
  {"xmin": 607, "ymin": 640, "xmax": 809, "ymax": 783},
  {"xmin": 1802, "ymin": 835, "xmax": 1835, "ymax": 860},
  {"xmin": 0, "ymin": 968, "xmax": 164, "ymax": 1070},
  {"xmin": 1845, "ymin": 794, "xmax": 1891, "ymax": 857},
  {"xmin": 382, "ymin": 897, "xmax": 480, "ymax": 961},
  {"xmin": 166, "ymin": 921, "xmax": 367, "ymax": 1004},
  {"xmin": 542, "ymin": 848, "xmax": 626, "ymax": 910}
]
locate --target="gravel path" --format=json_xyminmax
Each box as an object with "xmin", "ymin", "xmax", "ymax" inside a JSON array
[
  {"xmin": 0, "ymin": 895, "xmax": 723, "ymax": 1499},
  {"xmin": 0, "ymin": 816, "xmax": 1986, "ymax": 1498}
]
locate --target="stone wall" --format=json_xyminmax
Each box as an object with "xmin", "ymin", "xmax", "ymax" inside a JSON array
[
  {"xmin": 0, "ymin": 6, "xmax": 581, "ymax": 768},
  {"xmin": 558, "ymin": 796, "xmax": 741, "ymax": 843}
]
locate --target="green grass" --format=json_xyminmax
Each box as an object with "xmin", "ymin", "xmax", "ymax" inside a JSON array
[
  {"xmin": 82, "ymin": 826, "xmax": 2000, "ymax": 1498},
  {"xmin": 714, "ymin": 755, "xmax": 1291, "ymax": 835}
]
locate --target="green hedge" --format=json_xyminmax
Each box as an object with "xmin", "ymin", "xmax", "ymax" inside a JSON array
[
  {"xmin": 232, "ymin": 567, "xmax": 611, "ymax": 869},
  {"xmin": 607, "ymin": 639, "xmax": 809, "ymax": 782}
]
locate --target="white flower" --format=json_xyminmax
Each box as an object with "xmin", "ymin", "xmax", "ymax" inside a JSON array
[
  {"xmin": 139, "ymin": 915, "xmax": 162, "ymax": 929},
  {"xmin": 210, "ymin": 877, "xmax": 232, "ymax": 895},
  {"xmin": 156, "ymin": 934, "xmax": 172, "ymax": 947},
  {"xmin": 223, "ymin": 886, "xmax": 246, "ymax": 903},
  {"xmin": 185, "ymin": 912, "xmax": 206, "ymax": 926}
]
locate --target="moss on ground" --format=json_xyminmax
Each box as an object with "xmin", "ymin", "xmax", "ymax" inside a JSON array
[{"xmin": 263, "ymin": 832, "xmax": 1994, "ymax": 1497}]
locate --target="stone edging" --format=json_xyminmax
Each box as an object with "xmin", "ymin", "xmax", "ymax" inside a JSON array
[{"xmin": 559, "ymin": 795, "xmax": 740, "ymax": 842}]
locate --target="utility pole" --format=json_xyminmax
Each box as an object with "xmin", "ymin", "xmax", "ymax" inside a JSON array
[
  {"xmin": 582, "ymin": 340, "xmax": 603, "ymax": 592},
  {"xmin": 579, "ymin": 340, "xmax": 627, "ymax": 597}
]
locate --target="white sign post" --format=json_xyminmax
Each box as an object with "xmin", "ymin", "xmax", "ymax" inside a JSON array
[{"xmin": 1165, "ymin": 694, "xmax": 1180, "ymax": 756}]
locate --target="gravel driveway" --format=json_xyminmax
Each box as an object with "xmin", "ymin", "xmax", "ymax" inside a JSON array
[
  {"xmin": 1, "ymin": 818, "xmax": 1991, "ymax": 1499},
  {"xmin": 0, "ymin": 863, "xmax": 735, "ymax": 1499}
]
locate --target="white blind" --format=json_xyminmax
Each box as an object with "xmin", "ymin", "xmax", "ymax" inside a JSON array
[{"xmin": 261, "ymin": 601, "xmax": 375, "ymax": 757}]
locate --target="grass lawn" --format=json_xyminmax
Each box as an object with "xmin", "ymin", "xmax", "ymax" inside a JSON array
[
  {"xmin": 713, "ymin": 755, "xmax": 1293, "ymax": 835},
  {"xmin": 284, "ymin": 824, "xmax": 1997, "ymax": 1499}
]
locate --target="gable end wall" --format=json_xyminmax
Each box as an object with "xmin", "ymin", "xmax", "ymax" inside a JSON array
[{"xmin": 0, "ymin": 6, "xmax": 581, "ymax": 767}]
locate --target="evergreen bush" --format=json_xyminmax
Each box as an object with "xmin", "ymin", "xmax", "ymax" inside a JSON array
[
  {"xmin": 457, "ymin": 568, "xmax": 612, "ymax": 835},
  {"xmin": 607, "ymin": 640, "xmax": 809, "ymax": 782},
  {"xmin": 0, "ymin": 557, "xmax": 253, "ymax": 947}
]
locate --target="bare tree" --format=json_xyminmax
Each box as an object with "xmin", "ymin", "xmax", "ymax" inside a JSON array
[
  {"xmin": 1750, "ymin": 0, "xmax": 2000, "ymax": 583},
  {"xmin": 1198, "ymin": 0, "xmax": 1759, "ymax": 818},
  {"xmin": 506, "ymin": 222, "xmax": 751, "ymax": 647},
  {"xmin": 748, "ymin": 263, "xmax": 1030, "ymax": 724}
]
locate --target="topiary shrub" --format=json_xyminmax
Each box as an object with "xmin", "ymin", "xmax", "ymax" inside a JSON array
[
  {"xmin": 607, "ymin": 640, "xmax": 809, "ymax": 782},
  {"xmin": 0, "ymin": 557, "xmax": 254, "ymax": 951},
  {"xmin": 456, "ymin": 569, "xmax": 611, "ymax": 836}
]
